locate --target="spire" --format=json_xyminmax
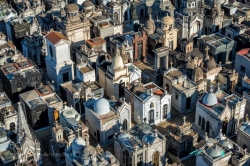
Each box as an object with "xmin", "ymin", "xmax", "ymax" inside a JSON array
[
  {"xmin": 115, "ymin": 44, "xmax": 120, "ymax": 56},
  {"xmin": 149, "ymin": 12, "xmax": 152, "ymax": 20},
  {"xmin": 17, "ymin": 102, "xmax": 30, "ymax": 144}
]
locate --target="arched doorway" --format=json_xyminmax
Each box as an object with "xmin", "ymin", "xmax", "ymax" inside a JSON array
[
  {"xmin": 124, "ymin": 11, "xmax": 128, "ymax": 20},
  {"xmin": 206, "ymin": 121, "xmax": 210, "ymax": 134},
  {"xmin": 75, "ymin": 102, "xmax": 80, "ymax": 114},
  {"xmin": 124, "ymin": 150, "xmax": 130, "ymax": 165},
  {"xmin": 137, "ymin": 157, "xmax": 143, "ymax": 166},
  {"xmin": 122, "ymin": 119, "xmax": 128, "ymax": 131},
  {"xmin": 222, "ymin": 117, "xmax": 228, "ymax": 135},
  {"xmin": 153, "ymin": 151, "xmax": 159, "ymax": 166},
  {"xmin": 26, "ymin": 150, "xmax": 34, "ymax": 161},
  {"xmin": 97, "ymin": 130, "xmax": 100, "ymax": 143},
  {"xmin": 166, "ymin": 84, "xmax": 170, "ymax": 92},
  {"xmin": 140, "ymin": 8, "xmax": 144, "ymax": 17},
  {"xmin": 9, "ymin": 122, "xmax": 15, "ymax": 131},
  {"xmin": 113, "ymin": 12, "xmax": 118, "ymax": 20},
  {"xmin": 163, "ymin": 104, "xmax": 168, "ymax": 118},
  {"xmin": 92, "ymin": 62, "xmax": 96, "ymax": 70},
  {"xmin": 201, "ymin": 118, "xmax": 205, "ymax": 131},
  {"xmin": 149, "ymin": 110, "xmax": 154, "ymax": 124}
]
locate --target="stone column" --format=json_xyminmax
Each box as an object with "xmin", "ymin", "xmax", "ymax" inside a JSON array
[
  {"xmin": 165, "ymin": 54, "xmax": 169, "ymax": 69},
  {"xmin": 154, "ymin": 55, "xmax": 160, "ymax": 72},
  {"xmin": 154, "ymin": 53, "xmax": 157, "ymax": 71},
  {"xmin": 134, "ymin": 40, "xmax": 138, "ymax": 61}
]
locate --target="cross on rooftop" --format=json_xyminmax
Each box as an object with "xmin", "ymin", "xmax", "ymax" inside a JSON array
[
  {"xmin": 170, "ymin": 61, "xmax": 173, "ymax": 68},
  {"xmin": 183, "ymin": 116, "xmax": 186, "ymax": 124},
  {"xmin": 63, "ymin": 101, "xmax": 67, "ymax": 106},
  {"xmin": 76, "ymin": 125, "xmax": 81, "ymax": 137}
]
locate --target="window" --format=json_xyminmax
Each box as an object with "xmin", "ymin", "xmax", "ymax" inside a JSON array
[
  {"xmin": 198, "ymin": 116, "xmax": 201, "ymax": 126},
  {"xmin": 163, "ymin": 104, "xmax": 167, "ymax": 118},
  {"xmin": 9, "ymin": 122, "xmax": 15, "ymax": 131},
  {"xmin": 49, "ymin": 45, "xmax": 53, "ymax": 57},
  {"xmin": 240, "ymin": 65, "xmax": 245, "ymax": 73},
  {"xmin": 108, "ymin": 135, "xmax": 114, "ymax": 140},
  {"xmin": 169, "ymin": 40, "xmax": 173, "ymax": 50},
  {"xmin": 187, "ymin": 142, "xmax": 191, "ymax": 148},
  {"xmin": 123, "ymin": 119, "xmax": 128, "ymax": 131},
  {"xmin": 175, "ymin": 94, "xmax": 179, "ymax": 100},
  {"xmin": 149, "ymin": 110, "xmax": 154, "ymax": 124},
  {"xmin": 62, "ymin": 72, "xmax": 69, "ymax": 82},
  {"xmin": 153, "ymin": 151, "xmax": 159, "ymax": 166}
]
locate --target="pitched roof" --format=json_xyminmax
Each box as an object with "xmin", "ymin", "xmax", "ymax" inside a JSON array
[{"xmin": 45, "ymin": 31, "xmax": 68, "ymax": 45}]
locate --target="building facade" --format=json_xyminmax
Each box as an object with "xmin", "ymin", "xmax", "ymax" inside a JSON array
[
  {"xmin": 45, "ymin": 31, "xmax": 74, "ymax": 90},
  {"xmin": 84, "ymin": 97, "xmax": 131, "ymax": 146},
  {"xmin": 114, "ymin": 122, "xmax": 167, "ymax": 166},
  {"xmin": 125, "ymin": 80, "xmax": 172, "ymax": 124},
  {"xmin": 194, "ymin": 86, "xmax": 246, "ymax": 139}
]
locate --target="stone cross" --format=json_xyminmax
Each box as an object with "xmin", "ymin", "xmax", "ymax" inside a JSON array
[
  {"xmin": 165, "ymin": 158, "xmax": 168, "ymax": 166},
  {"xmin": 183, "ymin": 116, "xmax": 186, "ymax": 124},
  {"xmin": 75, "ymin": 126, "xmax": 81, "ymax": 137},
  {"xmin": 220, "ymin": 129, "xmax": 222, "ymax": 135},
  {"xmin": 204, "ymin": 132, "xmax": 208, "ymax": 140},
  {"xmin": 205, "ymin": 46, "xmax": 209, "ymax": 56},
  {"xmin": 63, "ymin": 101, "xmax": 67, "ymax": 107},
  {"xmin": 170, "ymin": 61, "xmax": 173, "ymax": 68}
]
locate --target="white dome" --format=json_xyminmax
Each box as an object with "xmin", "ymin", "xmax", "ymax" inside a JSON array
[
  {"xmin": 202, "ymin": 87, "xmax": 218, "ymax": 106},
  {"xmin": 118, "ymin": 133, "xmax": 131, "ymax": 141},
  {"xmin": 72, "ymin": 137, "xmax": 86, "ymax": 151},
  {"xmin": 206, "ymin": 145, "xmax": 225, "ymax": 158},
  {"xmin": 219, "ymin": 139, "xmax": 234, "ymax": 150},
  {"xmin": 94, "ymin": 98, "xmax": 110, "ymax": 115}
]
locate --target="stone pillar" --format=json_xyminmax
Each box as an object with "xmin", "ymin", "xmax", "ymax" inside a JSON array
[
  {"xmin": 157, "ymin": 57, "xmax": 160, "ymax": 70},
  {"xmin": 165, "ymin": 55, "xmax": 169, "ymax": 69},
  {"xmin": 134, "ymin": 40, "xmax": 138, "ymax": 61}
]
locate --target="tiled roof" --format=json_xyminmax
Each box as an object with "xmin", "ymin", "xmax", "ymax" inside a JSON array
[
  {"xmin": 45, "ymin": 31, "xmax": 68, "ymax": 45},
  {"xmin": 86, "ymin": 37, "xmax": 106, "ymax": 47},
  {"xmin": 237, "ymin": 48, "xmax": 250, "ymax": 56}
]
